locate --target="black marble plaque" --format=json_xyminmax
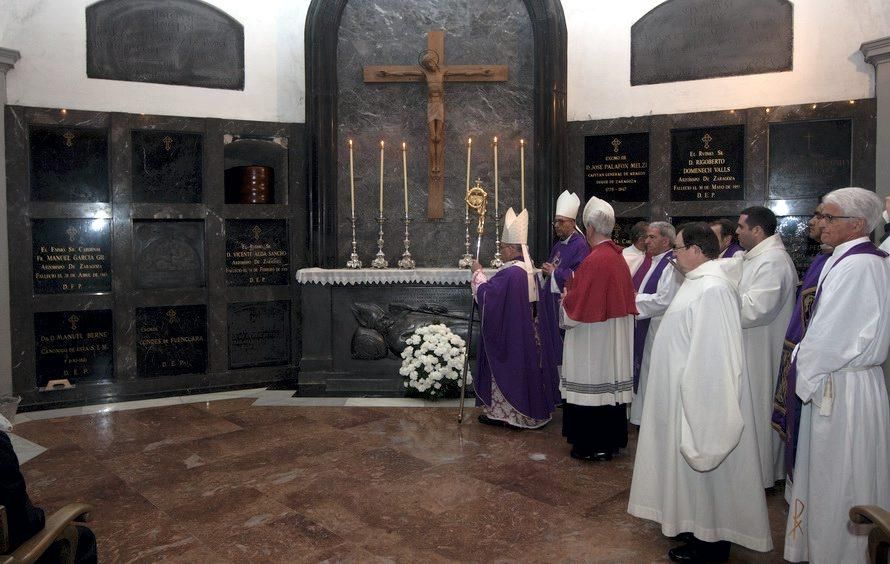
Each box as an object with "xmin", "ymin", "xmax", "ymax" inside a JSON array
[
  {"xmin": 32, "ymin": 219, "xmax": 112, "ymax": 294},
  {"xmin": 612, "ymin": 217, "xmax": 648, "ymax": 247},
  {"xmin": 136, "ymin": 305, "xmax": 207, "ymax": 377},
  {"xmin": 631, "ymin": 0, "xmax": 793, "ymax": 85},
  {"xmin": 671, "ymin": 125, "xmax": 745, "ymax": 201},
  {"xmin": 34, "ymin": 309, "xmax": 113, "ymax": 386},
  {"xmin": 584, "ymin": 133, "xmax": 649, "ymax": 202},
  {"xmin": 225, "ymin": 220, "xmax": 289, "ymax": 286},
  {"xmin": 132, "ymin": 130, "xmax": 203, "ymax": 203},
  {"xmin": 86, "ymin": 0, "xmax": 244, "ymax": 90},
  {"xmin": 134, "ymin": 220, "xmax": 205, "ymax": 289},
  {"xmin": 768, "ymin": 120, "xmax": 852, "ymax": 200},
  {"xmin": 29, "ymin": 125, "xmax": 109, "ymax": 202},
  {"xmin": 777, "ymin": 215, "xmax": 821, "ymax": 278},
  {"xmin": 228, "ymin": 301, "xmax": 291, "ymax": 369}
]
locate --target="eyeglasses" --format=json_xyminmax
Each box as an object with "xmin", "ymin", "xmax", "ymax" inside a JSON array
[
  {"xmin": 672, "ymin": 244, "xmax": 693, "ymax": 251},
  {"xmin": 813, "ymin": 212, "xmax": 858, "ymax": 223}
]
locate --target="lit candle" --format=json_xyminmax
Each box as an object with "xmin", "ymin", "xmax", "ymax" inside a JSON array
[
  {"xmin": 402, "ymin": 141, "xmax": 408, "ymax": 216},
  {"xmin": 465, "ymin": 138, "xmax": 472, "ymax": 209},
  {"xmin": 348, "ymin": 139, "xmax": 355, "ymax": 218},
  {"xmin": 520, "ymin": 139, "xmax": 525, "ymax": 210},
  {"xmin": 379, "ymin": 140, "xmax": 385, "ymax": 216},
  {"xmin": 493, "ymin": 137, "xmax": 499, "ymax": 217}
]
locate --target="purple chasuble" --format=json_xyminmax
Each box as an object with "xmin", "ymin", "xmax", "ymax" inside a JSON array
[
  {"xmin": 632, "ymin": 252, "xmax": 673, "ymax": 393},
  {"xmin": 476, "ymin": 265, "xmax": 555, "ymax": 421},
  {"xmin": 537, "ymin": 233, "xmax": 590, "ymax": 403},
  {"xmin": 776, "ymin": 242, "xmax": 888, "ymax": 479},
  {"xmin": 722, "ymin": 241, "xmax": 744, "ymax": 258}
]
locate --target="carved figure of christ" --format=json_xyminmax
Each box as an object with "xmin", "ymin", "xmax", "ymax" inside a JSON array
[{"xmin": 363, "ymin": 30, "xmax": 508, "ymax": 219}]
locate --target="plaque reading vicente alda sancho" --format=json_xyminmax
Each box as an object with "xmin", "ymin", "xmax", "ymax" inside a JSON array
[
  {"xmin": 671, "ymin": 125, "xmax": 745, "ymax": 201},
  {"xmin": 225, "ymin": 220, "xmax": 289, "ymax": 286},
  {"xmin": 34, "ymin": 310, "xmax": 113, "ymax": 387},
  {"xmin": 32, "ymin": 219, "xmax": 112, "ymax": 294},
  {"xmin": 136, "ymin": 305, "xmax": 207, "ymax": 377},
  {"xmin": 584, "ymin": 133, "xmax": 650, "ymax": 202}
]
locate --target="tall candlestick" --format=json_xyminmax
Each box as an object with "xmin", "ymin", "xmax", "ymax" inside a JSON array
[
  {"xmin": 520, "ymin": 139, "xmax": 525, "ymax": 210},
  {"xmin": 379, "ymin": 140, "xmax": 385, "ymax": 215},
  {"xmin": 348, "ymin": 139, "xmax": 355, "ymax": 218},
  {"xmin": 493, "ymin": 137, "xmax": 499, "ymax": 217},
  {"xmin": 401, "ymin": 142, "xmax": 408, "ymax": 216}
]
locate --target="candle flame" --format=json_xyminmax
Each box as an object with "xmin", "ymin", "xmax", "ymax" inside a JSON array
[
  {"xmin": 520, "ymin": 139, "xmax": 525, "ymax": 146},
  {"xmin": 380, "ymin": 140, "xmax": 384, "ymax": 148},
  {"xmin": 493, "ymin": 136, "xmax": 498, "ymax": 144},
  {"xmin": 348, "ymin": 139, "xmax": 353, "ymax": 146},
  {"xmin": 402, "ymin": 142, "xmax": 406, "ymax": 149},
  {"xmin": 468, "ymin": 138, "xmax": 472, "ymax": 145}
]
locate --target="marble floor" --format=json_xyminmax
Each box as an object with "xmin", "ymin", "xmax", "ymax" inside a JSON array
[{"xmin": 10, "ymin": 390, "xmax": 789, "ymax": 563}]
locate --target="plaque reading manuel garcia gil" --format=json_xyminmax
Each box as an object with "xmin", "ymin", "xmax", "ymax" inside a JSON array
[
  {"xmin": 671, "ymin": 125, "xmax": 745, "ymax": 201},
  {"xmin": 32, "ymin": 219, "xmax": 112, "ymax": 294},
  {"xmin": 584, "ymin": 133, "xmax": 649, "ymax": 202}
]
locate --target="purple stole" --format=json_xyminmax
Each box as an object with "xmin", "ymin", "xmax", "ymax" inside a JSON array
[
  {"xmin": 631, "ymin": 253, "xmax": 652, "ymax": 291},
  {"xmin": 722, "ymin": 241, "xmax": 744, "ymax": 258},
  {"xmin": 632, "ymin": 252, "xmax": 673, "ymax": 393},
  {"xmin": 775, "ymin": 242, "xmax": 888, "ymax": 480}
]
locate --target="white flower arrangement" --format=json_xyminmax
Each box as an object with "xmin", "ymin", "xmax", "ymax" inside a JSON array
[{"xmin": 399, "ymin": 323, "xmax": 471, "ymax": 400}]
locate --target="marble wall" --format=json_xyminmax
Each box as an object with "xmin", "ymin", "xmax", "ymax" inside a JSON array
[{"xmin": 335, "ymin": 0, "xmax": 535, "ymax": 267}]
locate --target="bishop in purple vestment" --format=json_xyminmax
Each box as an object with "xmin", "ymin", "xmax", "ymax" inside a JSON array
[
  {"xmin": 472, "ymin": 208, "xmax": 555, "ymax": 429},
  {"xmin": 538, "ymin": 191, "xmax": 589, "ymax": 405}
]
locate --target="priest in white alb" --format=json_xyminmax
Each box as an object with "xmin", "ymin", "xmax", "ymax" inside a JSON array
[
  {"xmin": 736, "ymin": 206, "xmax": 798, "ymax": 487},
  {"xmin": 783, "ymin": 187, "xmax": 890, "ymax": 564},
  {"xmin": 628, "ymin": 222, "xmax": 772, "ymax": 563},
  {"xmin": 629, "ymin": 221, "xmax": 683, "ymax": 426},
  {"xmin": 623, "ymin": 220, "xmax": 650, "ymax": 279}
]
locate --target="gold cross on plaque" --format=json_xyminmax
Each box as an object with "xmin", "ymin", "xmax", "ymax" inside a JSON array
[
  {"xmin": 252, "ymin": 225, "xmax": 262, "ymax": 240},
  {"xmin": 363, "ymin": 30, "xmax": 509, "ymax": 219},
  {"xmin": 62, "ymin": 131, "xmax": 75, "ymax": 147},
  {"xmin": 68, "ymin": 315, "xmax": 79, "ymax": 331},
  {"xmin": 162, "ymin": 135, "xmax": 174, "ymax": 151},
  {"xmin": 701, "ymin": 133, "xmax": 713, "ymax": 149},
  {"xmin": 166, "ymin": 309, "xmax": 178, "ymax": 324},
  {"xmin": 611, "ymin": 138, "xmax": 622, "ymax": 153}
]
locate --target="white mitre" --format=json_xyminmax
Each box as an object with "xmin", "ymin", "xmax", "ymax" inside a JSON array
[
  {"xmin": 583, "ymin": 195, "xmax": 615, "ymax": 232},
  {"xmin": 555, "ymin": 190, "xmax": 581, "ymax": 219},
  {"xmin": 502, "ymin": 207, "xmax": 528, "ymax": 244},
  {"xmin": 500, "ymin": 208, "xmax": 538, "ymax": 302}
]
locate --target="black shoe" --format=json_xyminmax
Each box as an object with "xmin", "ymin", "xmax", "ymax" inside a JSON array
[
  {"xmin": 477, "ymin": 414, "xmax": 507, "ymax": 427},
  {"xmin": 670, "ymin": 532, "xmax": 696, "ymax": 544},
  {"xmin": 592, "ymin": 451, "xmax": 613, "ymax": 461},
  {"xmin": 668, "ymin": 540, "xmax": 730, "ymax": 563},
  {"xmin": 570, "ymin": 448, "xmax": 596, "ymax": 461}
]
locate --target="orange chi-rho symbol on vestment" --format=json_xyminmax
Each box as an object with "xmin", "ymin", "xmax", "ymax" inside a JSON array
[{"xmin": 789, "ymin": 499, "xmax": 805, "ymax": 540}]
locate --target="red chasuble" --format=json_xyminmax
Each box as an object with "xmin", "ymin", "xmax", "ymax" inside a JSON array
[{"xmin": 563, "ymin": 240, "xmax": 638, "ymax": 323}]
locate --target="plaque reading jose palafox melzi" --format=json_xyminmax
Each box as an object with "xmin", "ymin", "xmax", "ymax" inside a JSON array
[
  {"xmin": 225, "ymin": 219, "xmax": 289, "ymax": 286},
  {"xmin": 34, "ymin": 309, "xmax": 113, "ymax": 387},
  {"xmin": 32, "ymin": 218, "xmax": 112, "ymax": 294},
  {"xmin": 671, "ymin": 125, "xmax": 745, "ymax": 201},
  {"xmin": 136, "ymin": 305, "xmax": 207, "ymax": 377},
  {"xmin": 584, "ymin": 133, "xmax": 649, "ymax": 202}
]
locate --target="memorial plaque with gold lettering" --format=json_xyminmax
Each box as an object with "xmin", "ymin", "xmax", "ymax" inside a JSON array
[
  {"xmin": 671, "ymin": 125, "xmax": 744, "ymax": 201},
  {"xmin": 30, "ymin": 125, "xmax": 109, "ymax": 202},
  {"xmin": 132, "ymin": 130, "xmax": 203, "ymax": 203},
  {"xmin": 134, "ymin": 220, "xmax": 205, "ymax": 289},
  {"xmin": 34, "ymin": 309, "xmax": 113, "ymax": 387},
  {"xmin": 584, "ymin": 133, "xmax": 649, "ymax": 202},
  {"xmin": 136, "ymin": 305, "xmax": 207, "ymax": 377},
  {"xmin": 32, "ymin": 219, "xmax": 112, "ymax": 294},
  {"xmin": 225, "ymin": 220, "xmax": 289, "ymax": 286},
  {"xmin": 768, "ymin": 120, "xmax": 852, "ymax": 200},
  {"xmin": 228, "ymin": 301, "xmax": 291, "ymax": 369}
]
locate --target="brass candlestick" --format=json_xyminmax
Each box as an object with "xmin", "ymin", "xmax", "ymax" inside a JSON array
[{"xmin": 371, "ymin": 214, "xmax": 388, "ymax": 269}]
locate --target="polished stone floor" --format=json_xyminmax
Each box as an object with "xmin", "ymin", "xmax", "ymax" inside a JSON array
[{"xmin": 11, "ymin": 391, "xmax": 788, "ymax": 562}]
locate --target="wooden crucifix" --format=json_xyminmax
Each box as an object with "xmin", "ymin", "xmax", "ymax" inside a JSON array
[{"xmin": 363, "ymin": 30, "xmax": 508, "ymax": 219}]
